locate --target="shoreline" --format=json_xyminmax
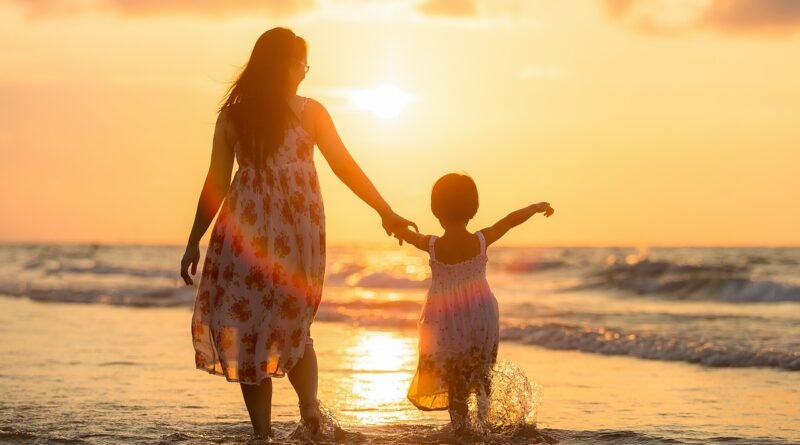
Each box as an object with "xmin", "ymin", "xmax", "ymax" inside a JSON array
[{"xmin": 1, "ymin": 296, "xmax": 798, "ymax": 444}]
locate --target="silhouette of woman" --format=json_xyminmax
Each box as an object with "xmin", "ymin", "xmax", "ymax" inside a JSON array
[{"xmin": 179, "ymin": 27, "xmax": 416, "ymax": 438}]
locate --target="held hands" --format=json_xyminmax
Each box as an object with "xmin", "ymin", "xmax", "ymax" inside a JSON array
[
  {"xmin": 381, "ymin": 210, "xmax": 418, "ymax": 245},
  {"xmin": 179, "ymin": 211, "xmax": 417, "ymax": 285},
  {"xmin": 180, "ymin": 242, "xmax": 201, "ymax": 286},
  {"xmin": 534, "ymin": 202, "xmax": 555, "ymax": 217}
]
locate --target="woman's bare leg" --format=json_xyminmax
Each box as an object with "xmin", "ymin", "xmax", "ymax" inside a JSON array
[
  {"xmin": 288, "ymin": 343, "xmax": 320, "ymax": 431},
  {"xmin": 240, "ymin": 378, "xmax": 273, "ymax": 437}
]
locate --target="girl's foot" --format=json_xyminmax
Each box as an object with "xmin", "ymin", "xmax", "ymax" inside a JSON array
[{"xmin": 299, "ymin": 399, "xmax": 322, "ymax": 436}]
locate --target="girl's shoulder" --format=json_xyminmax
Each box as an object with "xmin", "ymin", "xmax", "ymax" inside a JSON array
[{"xmin": 429, "ymin": 232, "xmax": 486, "ymax": 265}]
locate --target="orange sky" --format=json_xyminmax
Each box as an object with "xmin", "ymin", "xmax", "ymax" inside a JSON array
[{"xmin": 1, "ymin": 0, "xmax": 799, "ymax": 247}]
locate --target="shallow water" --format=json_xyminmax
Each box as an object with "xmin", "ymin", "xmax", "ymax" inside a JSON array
[
  {"xmin": 1, "ymin": 296, "xmax": 798, "ymax": 444},
  {"xmin": 2, "ymin": 243, "xmax": 799, "ymax": 443},
  {"xmin": 2, "ymin": 244, "xmax": 799, "ymax": 370}
]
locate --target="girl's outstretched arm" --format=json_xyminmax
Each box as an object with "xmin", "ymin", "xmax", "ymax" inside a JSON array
[
  {"xmin": 309, "ymin": 98, "xmax": 417, "ymax": 239},
  {"xmin": 480, "ymin": 202, "xmax": 554, "ymax": 247},
  {"xmin": 393, "ymin": 226, "xmax": 431, "ymax": 253}
]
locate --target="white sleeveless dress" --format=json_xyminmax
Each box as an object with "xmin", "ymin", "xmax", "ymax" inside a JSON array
[{"xmin": 407, "ymin": 231, "xmax": 500, "ymax": 411}]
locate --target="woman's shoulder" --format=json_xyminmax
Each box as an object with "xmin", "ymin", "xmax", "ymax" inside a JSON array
[
  {"xmin": 215, "ymin": 106, "xmax": 239, "ymax": 145},
  {"xmin": 297, "ymin": 95, "xmax": 325, "ymax": 113},
  {"xmin": 299, "ymin": 96, "xmax": 330, "ymax": 118},
  {"xmin": 216, "ymin": 105, "xmax": 236, "ymax": 127}
]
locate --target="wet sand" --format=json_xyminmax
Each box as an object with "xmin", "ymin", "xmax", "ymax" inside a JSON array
[{"xmin": 1, "ymin": 295, "xmax": 798, "ymax": 444}]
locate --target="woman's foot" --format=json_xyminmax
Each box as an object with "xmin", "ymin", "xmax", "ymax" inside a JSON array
[
  {"xmin": 299, "ymin": 399, "xmax": 322, "ymax": 436},
  {"xmin": 252, "ymin": 429, "xmax": 273, "ymax": 441}
]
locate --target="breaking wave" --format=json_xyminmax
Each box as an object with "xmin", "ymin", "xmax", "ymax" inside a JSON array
[
  {"xmin": 500, "ymin": 323, "xmax": 800, "ymax": 371},
  {"xmin": 572, "ymin": 259, "xmax": 800, "ymax": 302}
]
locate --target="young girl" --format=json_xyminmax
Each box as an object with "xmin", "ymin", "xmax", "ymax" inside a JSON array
[{"xmin": 393, "ymin": 173, "xmax": 554, "ymax": 432}]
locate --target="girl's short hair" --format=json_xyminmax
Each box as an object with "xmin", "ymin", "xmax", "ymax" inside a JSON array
[{"xmin": 431, "ymin": 173, "xmax": 479, "ymax": 222}]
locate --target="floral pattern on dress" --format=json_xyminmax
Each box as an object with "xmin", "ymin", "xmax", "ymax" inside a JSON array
[
  {"xmin": 407, "ymin": 232, "xmax": 500, "ymax": 414},
  {"xmin": 191, "ymin": 98, "xmax": 325, "ymax": 384}
]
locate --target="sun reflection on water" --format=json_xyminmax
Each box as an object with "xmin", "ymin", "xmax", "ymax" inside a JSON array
[{"xmin": 334, "ymin": 330, "xmax": 421, "ymax": 425}]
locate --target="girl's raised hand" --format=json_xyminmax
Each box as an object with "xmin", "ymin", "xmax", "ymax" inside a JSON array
[{"xmin": 535, "ymin": 202, "xmax": 555, "ymax": 217}]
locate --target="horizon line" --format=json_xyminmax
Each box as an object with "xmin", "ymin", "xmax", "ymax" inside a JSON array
[{"xmin": 1, "ymin": 239, "xmax": 799, "ymax": 249}]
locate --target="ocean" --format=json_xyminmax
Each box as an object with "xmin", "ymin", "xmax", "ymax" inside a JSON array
[{"xmin": 0, "ymin": 243, "xmax": 798, "ymax": 444}]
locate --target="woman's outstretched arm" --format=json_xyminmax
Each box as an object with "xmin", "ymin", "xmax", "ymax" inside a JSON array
[
  {"xmin": 181, "ymin": 110, "xmax": 235, "ymax": 285},
  {"xmin": 309, "ymin": 99, "xmax": 417, "ymax": 238}
]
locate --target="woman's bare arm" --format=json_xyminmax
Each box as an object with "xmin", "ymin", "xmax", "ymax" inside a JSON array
[
  {"xmin": 181, "ymin": 110, "xmax": 235, "ymax": 284},
  {"xmin": 186, "ymin": 110, "xmax": 235, "ymax": 245},
  {"xmin": 480, "ymin": 202, "xmax": 554, "ymax": 247},
  {"xmin": 309, "ymin": 98, "xmax": 416, "ymax": 237}
]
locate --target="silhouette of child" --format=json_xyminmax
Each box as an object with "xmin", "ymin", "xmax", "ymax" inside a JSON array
[{"xmin": 393, "ymin": 173, "xmax": 554, "ymax": 432}]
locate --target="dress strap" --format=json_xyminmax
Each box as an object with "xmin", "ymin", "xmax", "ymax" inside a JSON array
[
  {"xmin": 289, "ymin": 96, "xmax": 312, "ymax": 139},
  {"xmin": 299, "ymin": 96, "xmax": 308, "ymax": 116},
  {"xmin": 428, "ymin": 236, "xmax": 437, "ymax": 261},
  {"xmin": 476, "ymin": 231, "xmax": 486, "ymax": 256},
  {"xmin": 288, "ymin": 96, "xmax": 307, "ymax": 124}
]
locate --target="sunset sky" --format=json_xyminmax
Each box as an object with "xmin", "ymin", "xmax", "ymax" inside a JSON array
[{"xmin": 1, "ymin": 0, "xmax": 799, "ymax": 247}]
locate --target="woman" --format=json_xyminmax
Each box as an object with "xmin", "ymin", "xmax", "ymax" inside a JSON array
[{"xmin": 179, "ymin": 27, "xmax": 416, "ymax": 438}]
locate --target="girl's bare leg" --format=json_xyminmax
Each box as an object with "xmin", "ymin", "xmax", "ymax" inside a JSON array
[
  {"xmin": 475, "ymin": 373, "xmax": 492, "ymax": 432},
  {"xmin": 448, "ymin": 377, "xmax": 469, "ymax": 433},
  {"xmin": 240, "ymin": 378, "xmax": 273, "ymax": 437}
]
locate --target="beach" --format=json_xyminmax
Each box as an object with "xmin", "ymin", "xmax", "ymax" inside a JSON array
[
  {"xmin": 1, "ymin": 244, "xmax": 799, "ymax": 444},
  {"xmin": 4, "ymin": 2, "xmax": 800, "ymax": 442}
]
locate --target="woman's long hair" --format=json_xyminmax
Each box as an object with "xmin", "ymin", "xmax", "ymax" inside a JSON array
[{"xmin": 220, "ymin": 27, "xmax": 307, "ymax": 167}]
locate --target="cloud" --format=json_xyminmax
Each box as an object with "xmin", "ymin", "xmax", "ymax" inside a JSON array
[
  {"xmin": 4, "ymin": 0, "xmax": 81, "ymax": 18},
  {"xmin": 702, "ymin": 0, "xmax": 800, "ymax": 33},
  {"xmin": 7, "ymin": 0, "xmax": 314, "ymax": 19},
  {"xmin": 7, "ymin": 0, "xmax": 526, "ymax": 23},
  {"xmin": 417, "ymin": 0, "xmax": 477, "ymax": 17},
  {"xmin": 602, "ymin": 0, "xmax": 800, "ymax": 35},
  {"xmin": 415, "ymin": 0, "xmax": 525, "ymax": 19}
]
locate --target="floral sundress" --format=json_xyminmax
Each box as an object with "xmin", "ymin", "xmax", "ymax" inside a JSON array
[
  {"xmin": 191, "ymin": 97, "xmax": 326, "ymax": 384},
  {"xmin": 407, "ymin": 231, "xmax": 500, "ymax": 411}
]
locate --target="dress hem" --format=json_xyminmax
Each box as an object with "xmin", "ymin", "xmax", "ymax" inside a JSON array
[
  {"xmin": 407, "ymin": 396, "xmax": 450, "ymax": 412},
  {"xmin": 195, "ymin": 364, "xmax": 287, "ymax": 385},
  {"xmin": 406, "ymin": 396, "xmax": 450, "ymax": 411}
]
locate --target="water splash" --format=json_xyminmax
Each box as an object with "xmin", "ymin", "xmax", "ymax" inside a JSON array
[
  {"xmin": 287, "ymin": 400, "xmax": 349, "ymax": 443},
  {"xmin": 467, "ymin": 361, "xmax": 542, "ymax": 435}
]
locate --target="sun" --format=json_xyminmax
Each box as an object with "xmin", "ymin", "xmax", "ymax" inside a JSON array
[{"xmin": 348, "ymin": 84, "xmax": 415, "ymax": 119}]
